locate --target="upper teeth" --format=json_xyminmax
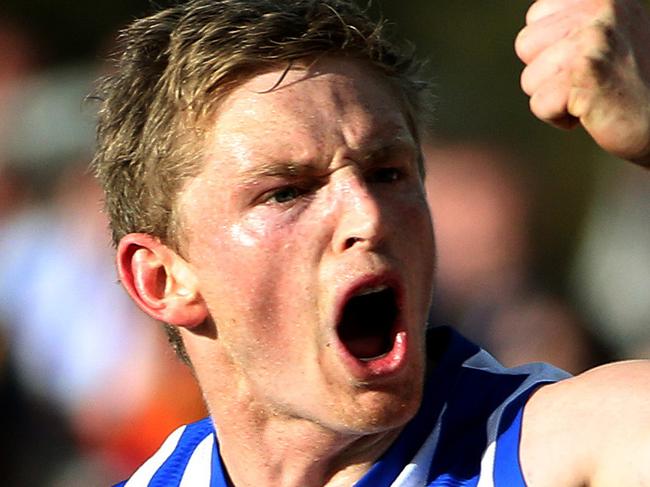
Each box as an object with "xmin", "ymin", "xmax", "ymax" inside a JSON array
[{"xmin": 356, "ymin": 284, "xmax": 388, "ymax": 296}]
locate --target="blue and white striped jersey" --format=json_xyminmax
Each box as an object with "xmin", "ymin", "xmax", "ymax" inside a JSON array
[{"xmin": 114, "ymin": 327, "xmax": 569, "ymax": 487}]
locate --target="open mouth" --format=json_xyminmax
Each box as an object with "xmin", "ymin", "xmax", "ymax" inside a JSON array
[{"xmin": 337, "ymin": 285, "xmax": 399, "ymax": 361}]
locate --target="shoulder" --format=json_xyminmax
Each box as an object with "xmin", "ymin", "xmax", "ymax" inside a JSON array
[
  {"xmin": 115, "ymin": 417, "xmax": 217, "ymax": 487},
  {"xmin": 396, "ymin": 328, "xmax": 571, "ymax": 485},
  {"xmin": 521, "ymin": 360, "xmax": 650, "ymax": 487}
]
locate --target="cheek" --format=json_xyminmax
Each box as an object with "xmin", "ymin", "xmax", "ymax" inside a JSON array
[
  {"xmin": 192, "ymin": 212, "xmax": 280, "ymax": 272},
  {"xmin": 189, "ymin": 213, "xmax": 317, "ymax": 327},
  {"xmin": 394, "ymin": 194, "xmax": 436, "ymax": 301},
  {"xmin": 187, "ymin": 218, "xmax": 271, "ymax": 310},
  {"xmin": 395, "ymin": 191, "xmax": 435, "ymax": 252}
]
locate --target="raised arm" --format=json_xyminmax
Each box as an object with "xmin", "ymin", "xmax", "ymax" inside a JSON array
[{"xmin": 515, "ymin": 0, "xmax": 650, "ymax": 167}]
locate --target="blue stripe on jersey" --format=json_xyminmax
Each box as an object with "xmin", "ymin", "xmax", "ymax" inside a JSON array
[
  {"xmin": 493, "ymin": 401, "xmax": 527, "ymax": 487},
  {"xmin": 149, "ymin": 418, "xmax": 215, "ymax": 486},
  {"xmin": 492, "ymin": 371, "xmax": 557, "ymax": 487},
  {"xmin": 210, "ymin": 436, "xmax": 230, "ymax": 487}
]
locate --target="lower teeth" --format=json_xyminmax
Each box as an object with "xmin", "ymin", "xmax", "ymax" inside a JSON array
[{"xmin": 359, "ymin": 351, "xmax": 389, "ymax": 362}]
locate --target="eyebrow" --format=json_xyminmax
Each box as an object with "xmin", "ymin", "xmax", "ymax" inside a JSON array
[
  {"xmin": 239, "ymin": 161, "xmax": 326, "ymax": 185},
  {"xmin": 238, "ymin": 132, "xmax": 419, "ymax": 185},
  {"xmin": 360, "ymin": 137, "xmax": 417, "ymax": 162}
]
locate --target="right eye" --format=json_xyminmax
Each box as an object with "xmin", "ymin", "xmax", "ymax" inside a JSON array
[
  {"xmin": 265, "ymin": 185, "xmax": 304, "ymax": 204},
  {"xmin": 370, "ymin": 167, "xmax": 404, "ymax": 183}
]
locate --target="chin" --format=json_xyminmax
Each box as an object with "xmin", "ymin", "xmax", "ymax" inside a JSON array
[{"xmin": 340, "ymin": 368, "xmax": 425, "ymax": 435}]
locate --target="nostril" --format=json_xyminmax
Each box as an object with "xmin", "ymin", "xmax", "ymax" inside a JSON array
[{"xmin": 344, "ymin": 236, "xmax": 363, "ymax": 249}]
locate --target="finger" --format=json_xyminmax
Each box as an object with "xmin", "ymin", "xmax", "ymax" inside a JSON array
[
  {"xmin": 516, "ymin": 8, "xmax": 590, "ymax": 64},
  {"xmin": 520, "ymin": 36, "xmax": 576, "ymax": 96},
  {"xmin": 529, "ymin": 70, "xmax": 580, "ymax": 129},
  {"xmin": 526, "ymin": 0, "xmax": 585, "ymax": 25}
]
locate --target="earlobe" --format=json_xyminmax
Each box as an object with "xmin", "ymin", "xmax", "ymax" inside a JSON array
[{"xmin": 117, "ymin": 233, "xmax": 208, "ymax": 327}]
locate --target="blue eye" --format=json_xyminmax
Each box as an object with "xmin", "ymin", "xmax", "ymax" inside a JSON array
[{"xmin": 269, "ymin": 186, "xmax": 301, "ymax": 203}]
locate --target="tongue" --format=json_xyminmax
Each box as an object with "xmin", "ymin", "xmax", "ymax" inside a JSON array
[{"xmin": 345, "ymin": 335, "xmax": 388, "ymax": 360}]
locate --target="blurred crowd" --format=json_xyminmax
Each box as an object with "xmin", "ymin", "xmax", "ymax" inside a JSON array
[
  {"xmin": 0, "ymin": 19, "xmax": 206, "ymax": 486},
  {"xmin": 0, "ymin": 14, "xmax": 648, "ymax": 487}
]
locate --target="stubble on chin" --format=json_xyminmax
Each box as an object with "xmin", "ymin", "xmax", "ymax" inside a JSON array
[{"xmin": 337, "ymin": 368, "xmax": 426, "ymax": 435}]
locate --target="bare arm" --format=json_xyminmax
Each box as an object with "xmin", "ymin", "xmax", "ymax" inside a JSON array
[
  {"xmin": 515, "ymin": 0, "xmax": 650, "ymax": 167},
  {"xmin": 521, "ymin": 361, "xmax": 650, "ymax": 486}
]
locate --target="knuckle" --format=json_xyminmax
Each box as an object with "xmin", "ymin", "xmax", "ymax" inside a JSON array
[
  {"xmin": 520, "ymin": 67, "xmax": 535, "ymax": 95},
  {"xmin": 530, "ymin": 92, "xmax": 550, "ymax": 120},
  {"xmin": 515, "ymin": 28, "xmax": 533, "ymax": 63},
  {"xmin": 526, "ymin": 1, "xmax": 548, "ymax": 25},
  {"xmin": 530, "ymin": 89, "xmax": 566, "ymax": 122}
]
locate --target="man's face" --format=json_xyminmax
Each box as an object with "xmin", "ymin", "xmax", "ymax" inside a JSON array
[{"xmin": 178, "ymin": 58, "xmax": 435, "ymax": 435}]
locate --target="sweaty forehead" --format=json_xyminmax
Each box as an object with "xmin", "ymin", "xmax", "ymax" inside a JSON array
[{"xmin": 205, "ymin": 58, "xmax": 413, "ymax": 164}]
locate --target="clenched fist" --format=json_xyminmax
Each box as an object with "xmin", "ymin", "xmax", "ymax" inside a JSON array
[{"xmin": 516, "ymin": 0, "xmax": 650, "ymax": 167}]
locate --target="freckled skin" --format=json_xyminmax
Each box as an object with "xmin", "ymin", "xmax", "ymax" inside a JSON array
[{"xmin": 175, "ymin": 58, "xmax": 436, "ymax": 484}]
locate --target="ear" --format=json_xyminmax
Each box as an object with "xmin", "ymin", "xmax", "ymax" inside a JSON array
[{"xmin": 116, "ymin": 233, "xmax": 208, "ymax": 328}]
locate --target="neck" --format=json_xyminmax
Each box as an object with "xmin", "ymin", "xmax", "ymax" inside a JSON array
[
  {"xmin": 184, "ymin": 332, "xmax": 423, "ymax": 487},
  {"xmin": 210, "ymin": 398, "xmax": 403, "ymax": 487}
]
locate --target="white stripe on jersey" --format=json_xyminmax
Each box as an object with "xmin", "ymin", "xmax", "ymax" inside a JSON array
[
  {"xmin": 476, "ymin": 441, "xmax": 496, "ymax": 487},
  {"xmin": 125, "ymin": 425, "xmax": 186, "ymax": 487},
  {"xmin": 179, "ymin": 433, "xmax": 215, "ymax": 487},
  {"xmin": 390, "ymin": 414, "xmax": 441, "ymax": 487}
]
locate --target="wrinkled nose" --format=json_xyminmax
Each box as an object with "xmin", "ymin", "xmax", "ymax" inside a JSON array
[{"xmin": 332, "ymin": 175, "xmax": 386, "ymax": 254}]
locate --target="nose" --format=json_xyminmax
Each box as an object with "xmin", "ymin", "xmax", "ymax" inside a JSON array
[{"xmin": 331, "ymin": 173, "xmax": 386, "ymax": 254}]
